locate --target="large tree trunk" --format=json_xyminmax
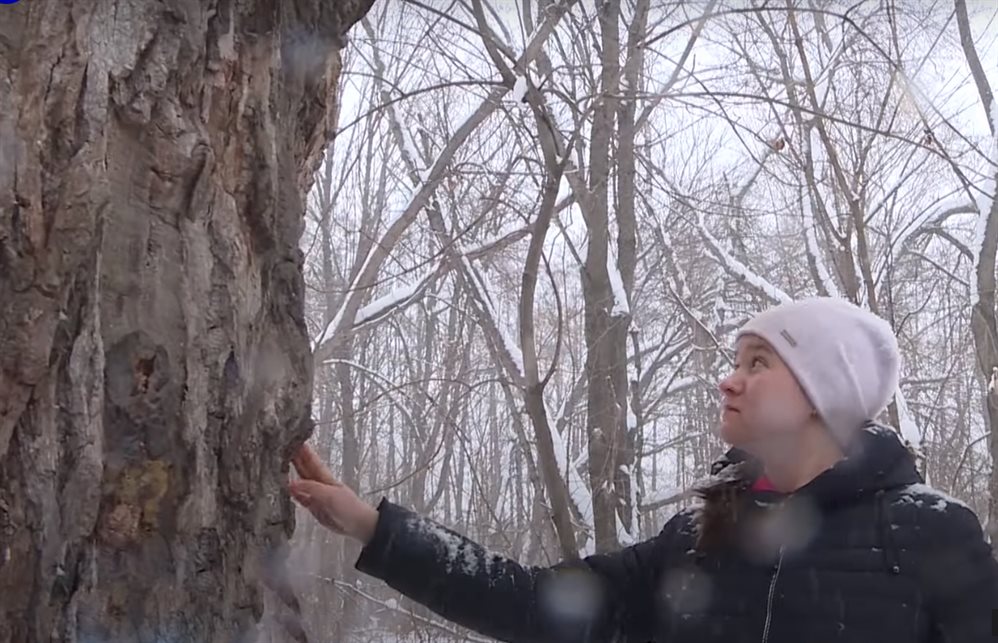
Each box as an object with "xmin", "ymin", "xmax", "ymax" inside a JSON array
[{"xmin": 0, "ymin": 1, "xmax": 373, "ymax": 641}]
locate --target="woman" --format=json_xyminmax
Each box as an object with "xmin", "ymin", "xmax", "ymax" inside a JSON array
[{"xmin": 290, "ymin": 297, "xmax": 997, "ymax": 642}]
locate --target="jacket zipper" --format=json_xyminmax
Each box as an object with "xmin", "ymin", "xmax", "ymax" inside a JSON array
[{"xmin": 760, "ymin": 544, "xmax": 785, "ymax": 643}]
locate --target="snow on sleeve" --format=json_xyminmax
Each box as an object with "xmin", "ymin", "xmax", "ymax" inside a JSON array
[
  {"xmin": 893, "ymin": 483, "xmax": 971, "ymax": 513},
  {"xmin": 408, "ymin": 515, "xmax": 507, "ymax": 577},
  {"xmin": 698, "ymin": 214, "xmax": 793, "ymax": 305}
]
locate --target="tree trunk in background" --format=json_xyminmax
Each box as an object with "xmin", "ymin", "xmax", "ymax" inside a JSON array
[
  {"xmin": 0, "ymin": 1, "xmax": 373, "ymax": 641},
  {"xmin": 583, "ymin": 0, "xmax": 623, "ymax": 554},
  {"xmin": 612, "ymin": 0, "xmax": 648, "ymax": 543},
  {"xmin": 954, "ymin": 0, "xmax": 998, "ymax": 546}
]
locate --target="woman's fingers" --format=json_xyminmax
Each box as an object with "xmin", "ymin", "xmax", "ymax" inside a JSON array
[
  {"xmin": 288, "ymin": 479, "xmax": 313, "ymax": 503},
  {"xmin": 288, "ymin": 475, "xmax": 377, "ymax": 543},
  {"xmin": 292, "ymin": 444, "xmax": 340, "ymax": 486},
  {"xmin": 288, "ymin": 479, "xmax": 349, "ymax": 536},
  {"xmin": 290, "ymin": 450, "xmax": 311, "ymax": 479}
]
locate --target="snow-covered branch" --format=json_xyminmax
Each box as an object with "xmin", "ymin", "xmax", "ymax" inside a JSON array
[
  {"xmin": 312, "ymin": 5, "xmax": 574, "ymax": 364},
  {"xmin": 353, "ymin": 265, "xmax": 441, "ymax": 329},
  {"xmin": 802, "ymin": 195, "xmax": 841, "ymax": 298},
  {"xmin": 698, "ymin": 214, "xmax": 793, "ymax": 305}
]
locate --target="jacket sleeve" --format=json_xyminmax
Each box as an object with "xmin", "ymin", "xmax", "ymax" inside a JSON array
[
  {"xmin": 922, "ymin": 502, "xmax": 998, "ymax": 642},
  {"xmin": 355, "ymin": 499, "xmax": 689, "ymax": 643}
]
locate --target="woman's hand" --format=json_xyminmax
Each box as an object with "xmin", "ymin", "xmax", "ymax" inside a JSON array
[{"xmin": 289, "ymin": 444, "xmax": 379, "ymax": 545}]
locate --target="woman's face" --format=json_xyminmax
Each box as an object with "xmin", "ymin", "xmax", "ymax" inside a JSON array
[{"xmin": 717, "ymin": 335, "xmax": 815, "ymax": 450}]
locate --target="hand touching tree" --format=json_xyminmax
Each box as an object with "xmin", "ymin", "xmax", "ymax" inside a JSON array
[{"xmin": 289, "ymin": 444, "xmax": 379, "ymax": 544}]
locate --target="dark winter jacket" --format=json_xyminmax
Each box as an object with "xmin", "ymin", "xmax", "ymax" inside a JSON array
[{"xmin": 355, "ymin": 424, "xmax": 998, "ymax": 642}]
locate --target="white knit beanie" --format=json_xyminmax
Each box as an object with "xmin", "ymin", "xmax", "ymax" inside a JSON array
[{"xmin": 736, "ymin": 297, "xmax": 900, "ymax": 446}]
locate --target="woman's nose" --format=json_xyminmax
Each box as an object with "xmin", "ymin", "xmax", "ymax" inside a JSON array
[{"xmin": 718, "ymin": 371, "xmax": 742, "ymax": 396}]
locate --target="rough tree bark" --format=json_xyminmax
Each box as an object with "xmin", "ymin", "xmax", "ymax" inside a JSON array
[{"xmin": 0, "ymin": 1, "xmax": 373, "ymax": 641}]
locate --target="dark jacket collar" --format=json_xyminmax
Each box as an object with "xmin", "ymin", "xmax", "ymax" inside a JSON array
[{"xmin": 712, "ymin": 422, "xmax": 923, "ymax": 509}]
